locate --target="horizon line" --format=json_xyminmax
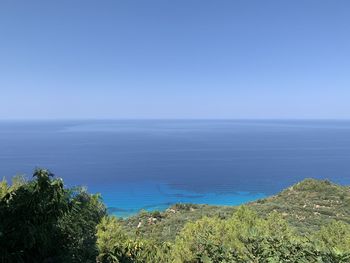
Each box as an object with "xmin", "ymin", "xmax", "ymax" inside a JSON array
[{"xmin": 1, "ymin": 118, "xmax": 350, "ymax": 122}]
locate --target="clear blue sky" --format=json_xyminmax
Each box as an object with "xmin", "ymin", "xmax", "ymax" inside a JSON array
[{"xmin": 1, "ymin": 0, "xmax": 350, "ymax": 119}]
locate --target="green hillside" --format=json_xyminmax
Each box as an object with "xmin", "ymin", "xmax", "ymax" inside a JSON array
[
  {"xmin": 250, "ymin": 179, "xmax": 350, "ymax": 232},
  {"xmin": 121, "ymin": 179, "xmax": 350, "ymax": 241},
  {"xmin": 2, "ymin": 171, "xmax": 350, "ymax": 262}
]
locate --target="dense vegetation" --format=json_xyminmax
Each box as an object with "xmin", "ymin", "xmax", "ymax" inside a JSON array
[
  {"xmin": 124, "ymin": 179, "xmax": 350, "ymax": 242},
  {"xmin": 1, "ymin": 169, "xmax": 350, "ymax": 262},
  {"xmin": 0, "ymin": 169, "xmax": 106, "ymax": 262}
]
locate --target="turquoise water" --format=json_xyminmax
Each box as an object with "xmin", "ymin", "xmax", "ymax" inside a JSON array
[
  {"xmin": 98, "ymin": 182, "xmax": 265, "ymax": 217},
  {"xmin": 1, "ymin": 120, "xmax": 350, "ymax": 216}
]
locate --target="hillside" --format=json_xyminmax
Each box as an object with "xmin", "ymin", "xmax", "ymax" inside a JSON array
[
  {"xmin": 121, "ymin": 179, "xmax": 350, "ymax": 241},
  {"xmin": 250, "ymin": 179, "xmax": 350, "ymax": 232},
  {"xmin": 3, "ymin": 171, "xmax": 350, "ymax": 262}
]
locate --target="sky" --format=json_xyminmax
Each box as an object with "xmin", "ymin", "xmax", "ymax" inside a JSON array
[{"xmin": 0, "ymin": 0, "xmax": 350, "ymax": 119}]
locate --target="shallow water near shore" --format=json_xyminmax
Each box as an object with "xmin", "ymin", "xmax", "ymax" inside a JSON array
[
  {"xmin": 92, "ymin": 182, "xmax": 266, "ymax": 217},
  {"xmin": 1, "ymin": 119, "xmax": 350, "ymax": 216}
]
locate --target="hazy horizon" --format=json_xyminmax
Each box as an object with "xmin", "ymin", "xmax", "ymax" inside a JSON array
[{"xmin": 3, "ymin": 117, "xmax": 350, "ymax": 121}]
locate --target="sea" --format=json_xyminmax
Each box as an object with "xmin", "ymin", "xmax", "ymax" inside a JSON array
[{"xmin": 1, "ymin": 119, "xmax": 350, "ymax": 217}]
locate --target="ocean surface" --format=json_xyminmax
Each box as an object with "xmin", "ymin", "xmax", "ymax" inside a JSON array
[{"xmin": 1, "ymin": 120, "xmax": 350, "ymax": 217}]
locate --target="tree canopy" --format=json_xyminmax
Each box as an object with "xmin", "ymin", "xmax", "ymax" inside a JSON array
[
  {"xmin": 0, "ymin": 169, "xmax": 106, "ymax": 263},
  {"xmin": 1, "ymin": 170, "xmax": 350, "ymax": 262}
]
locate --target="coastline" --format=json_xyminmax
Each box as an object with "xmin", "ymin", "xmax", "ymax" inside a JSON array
[{"xmin": 99, "ymin": 182, "xmax": 266, "ymax": 217}]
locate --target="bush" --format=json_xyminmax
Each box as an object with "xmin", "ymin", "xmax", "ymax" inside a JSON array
[
  {"xmin": 2, "ymin": 172, "xmax": 350, "ymax": 263},
  {"xmin": 96, "ymin": 216, "xmax": 171, "ymax": 263},
  {"xmin": 0, "ymin": 169, "xmax": 106, "ymax": 263}
]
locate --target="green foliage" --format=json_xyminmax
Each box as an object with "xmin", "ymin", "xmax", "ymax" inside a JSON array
[
  {"xmin": 0, "ymin": 169, "xmax": 106, "ymax": 263},
  {"xmin": 172, "ymin": 216, "xmax": 229, "ymax": 262},
  {"xmin": 0, "ymin": 175, "xmax": 26, "ymax": 199},
  {"xmin": 2, "ymin": 171, "xmax": 350, "ymax": 262},
  {"xmin": 170, "ymin": 207, "xmax": 350, "ymax": 262},
  {"xmin": 121, "ymin": 179, "xmax": 350, "ymax": 242},
  {"xmin": 96, "ymin": 216, "xmax": 129, "ymax": 262},
  {"xmin": 123, "ymin": 204, "xmax": 236, "ymax": 242},
  {"xmin": 0, "ymin": 177, "xmax": 8, "ymax": 198},
  {"xmin": 250, "ymin": 178, "xmax": 350, "ymax": 233},
  {"xmin": 96, "ymin": 216, "xmax": 171, "ymax": 263},
  {"xmin": 313, "ymin": 220, "xmax": 350, "ymax": 253},
  {"xmin": 59, "ymin": 188, "xmax": 106, "ymax": 262},
  {"xmin": 0, "ymin": 169, "xmax": 69, "ymax": 262}
]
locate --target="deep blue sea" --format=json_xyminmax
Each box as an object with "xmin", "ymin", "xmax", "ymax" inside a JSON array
[{"xmin": 1, "ymin": 120, "xmax": 350, "ymax": 216}]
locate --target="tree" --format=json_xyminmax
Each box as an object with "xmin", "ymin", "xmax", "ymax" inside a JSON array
[
  {"xmin": 0, "ymin": 169, "xmax": 106, "ymax": 263},
  {"xmin": 59, "ymin": 188, "xmax": 106, "ymax": 262},
  {"xmin": 96, "ymin": 216, "xmax": 171, "ymax": 263},
  {"xmin": 313, "ymin": 220, "xmax": 350, "ymax": 254},
  {"xmin": 172, "ymin": 216, "xmax": 232, "ymax": 263}
]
